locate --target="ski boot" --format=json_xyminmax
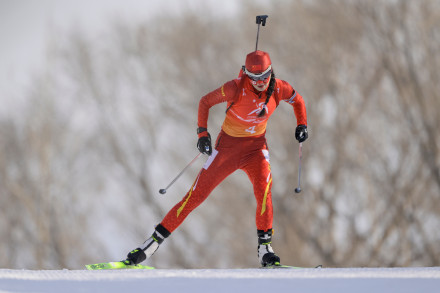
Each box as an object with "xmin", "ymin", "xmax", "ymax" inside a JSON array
[
  {"xmin": 123, "ymin": 224, "xmax": 170, "ymax": 265},
  {"xmin": 257, "ymin": 229, "xmax": 281, "ymax": 267}
]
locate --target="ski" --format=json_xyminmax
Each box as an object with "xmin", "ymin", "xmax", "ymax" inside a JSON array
[
  {"xmin": 85, "ymin": 261, "xmax": 155, "ymax": 270},
  {"xmin": 261, "ymin": 264, "xmax": 322, "ymax": 269},
  {"xmin": 85, "ymin": 261, "xmax": 321, "ymax": 270}
]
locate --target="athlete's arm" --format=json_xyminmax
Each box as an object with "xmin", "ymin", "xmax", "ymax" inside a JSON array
[
  {"xmin": 279, "ymin": 80, "xmax": 307, "ymax": 126},
  {"xmin": 197, "ymin": 80, "xmax": 238, "ymax": 129}
]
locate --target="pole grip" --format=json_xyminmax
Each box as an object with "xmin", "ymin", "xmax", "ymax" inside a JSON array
[{"xmin": 255, "ymin": 15, "xmax": 268, "ymax": 51}]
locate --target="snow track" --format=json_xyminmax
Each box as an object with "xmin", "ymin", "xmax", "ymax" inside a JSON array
[{"xmin": 1, "ymin": 267, "xmax": 439, "ymax": 293}]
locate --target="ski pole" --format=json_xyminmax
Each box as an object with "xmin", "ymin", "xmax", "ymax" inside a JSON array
[
  {"xmin": 159, "ymin": 153, "xmax": 203, "ymax": 194},
  {"xmin": 294, "ymin": 143, "xmax": 303, "ymax": 194},
  {"xmin": 255, "ymin": 15, "xmax": 268, "ymax": 51}
]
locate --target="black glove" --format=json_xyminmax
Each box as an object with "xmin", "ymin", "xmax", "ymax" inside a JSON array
[
  {"xmin": 197, "ymin": 128, "xmax": 212, "ymax": 155},
  {"xmin": 295, "ymin": 125, "xmax": 308, "ymax": 143}
]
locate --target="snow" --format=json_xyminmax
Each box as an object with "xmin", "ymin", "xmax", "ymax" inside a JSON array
[{"xmin": 1, "ymin": 267, "xmax": 439, "ymax": 293}]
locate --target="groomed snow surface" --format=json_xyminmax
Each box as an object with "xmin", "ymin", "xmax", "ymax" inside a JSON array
[{"xmin": 1, "ymin": 267, "xmax": 439, "ymax": 293}]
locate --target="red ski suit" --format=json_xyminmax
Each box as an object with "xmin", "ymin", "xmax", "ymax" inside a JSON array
[{"xmin": 161, "ymin": 76, "xmax": 307, "ymax": 233}]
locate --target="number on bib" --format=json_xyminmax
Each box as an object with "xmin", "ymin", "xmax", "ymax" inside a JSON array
[{"xmin": 245, "ymin": 126, "xmax": 256, "ymax": 134}]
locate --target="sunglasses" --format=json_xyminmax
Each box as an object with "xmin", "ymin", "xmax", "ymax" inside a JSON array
[{"xmin": 244, "ymin": 65, "xmax": 272, "ymax": 82}]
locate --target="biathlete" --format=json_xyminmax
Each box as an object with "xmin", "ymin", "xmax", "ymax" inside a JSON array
[{"xmin": 123, "ymin": 50, "xmax": 308, "ymax": 267}]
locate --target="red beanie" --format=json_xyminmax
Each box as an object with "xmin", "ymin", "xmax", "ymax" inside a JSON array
[{"xmin": 245, "ymin": 50, "xmax": 272, "ymax": 73}]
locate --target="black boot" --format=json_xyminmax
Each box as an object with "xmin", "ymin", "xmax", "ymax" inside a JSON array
[
  {"xmin": 257, "ymin": 229, "xmax": 281, "ymax": 267},
  {"xmin": 124, "ymin": 224, "xmax": 171, "ymax": 265}
]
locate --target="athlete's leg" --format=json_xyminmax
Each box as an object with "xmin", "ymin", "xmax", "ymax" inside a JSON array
[
  {"xmin": 241, "ymin": 146, "xmax": 273, "ymax": 231},
  {"xmin": 241, "ymin": 142, "xmax": 280, "ymax": 266},
  {"xmin": 124, "ymin": 132, "xmax": 241, "ymax": 265},
  {"xmin": 161, "ymin": 133, "xmax": 240, "ymax": 233}
]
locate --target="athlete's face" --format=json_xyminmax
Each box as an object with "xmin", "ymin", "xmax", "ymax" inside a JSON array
[
  {"xmin": 250, "ymin": 74, "xmax": 271, "ymax": 91},
  {"xmin": 245, "ymin": 66, "xmax": 272, "ymax": 92}
]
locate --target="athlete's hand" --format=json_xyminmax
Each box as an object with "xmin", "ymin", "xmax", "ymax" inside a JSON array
[
  {"xmin": 197, "ymin": 127, "xmax": 212, "ymax": 155},
  {"xmin": 295, "ymin": 125, "xmax": 308, "ymax": 143}
]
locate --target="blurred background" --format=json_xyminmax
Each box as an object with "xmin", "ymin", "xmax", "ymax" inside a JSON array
[{"xmin": 1, "ymin": 0, "xmax": 439, "ymax": 270}]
